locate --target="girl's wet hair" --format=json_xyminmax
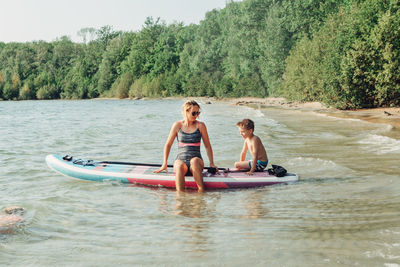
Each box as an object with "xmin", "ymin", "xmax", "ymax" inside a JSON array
[
  {"xmin": 237, "ymin": 119, "xmax": 254, "ymax": 130},
  {"xmin": 182, "ymin": 100, "xmax": 201, "ymax": 114}
]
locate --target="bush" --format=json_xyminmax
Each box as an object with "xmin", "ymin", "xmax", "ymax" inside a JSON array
[
  {"xmin": 36, "ymin": 85, "xmax": 58, "ymax": 99},
  {"xmin": 19, "ymin": 82, "xmax": 36, "ymax": 100},
  {"xmin": 128, "ymin": 76, "xmax": 147, "ymax": 98},
  {"xmin": 161, "ymin": 70, "xmax": 183, "ymax": 96},
  {"xmin": 111, "ymin": 72, "xmax": 133, "ymax": 98},
  {"xmin": 235, "ymin": 73, "xmax": 266, "ymax": 97},
  {"xmin": 280, "ymin": 0, "xmax": 399, "ymax": 109},
  {"xmin": 372, "ymin": 8, "xmax": 400, "ymax": 106},
  {"xmin": 185, "ymin": 73, "xmax": 213, "ymax": 96}
]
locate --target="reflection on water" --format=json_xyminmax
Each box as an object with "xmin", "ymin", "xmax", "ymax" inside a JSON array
[
  {"xmin": 155, "ymin": 190, "xmax": 221, "ymax": 256},
  {"xmin": 174, "ymin": 193, "xmax": 211, "ymax": 254},
  {"xmin": 174, "ymin": 192, "xmax": 211, "ymax": 218},
  {"xmin": 242, "ymin": 190, "xmax": 269, "ymax": 219},
  {"xmin": 1, "ymin": 100, "xmax": 400, "ymax": 266}
]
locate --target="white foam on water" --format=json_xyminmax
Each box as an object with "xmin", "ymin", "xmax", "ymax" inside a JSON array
[
  {"xmin": 289, "ymin": 157, "xmax": 339, "ymax": 168},
  {"xmin": 286, "ymin": 157, "xmax": 353, "ymax": 177},
  {"xmin": 367, "ymin": 249, "xmax": 400, "ymax": 260},
  {"xmin": 235, "ymin": 105, "xmax": 288, "ymax": 131},
  {"xmin": 372, "ymin": 124, "xmax": 394, "ymax": 135},
  {"xmin": 262, "ymin": 117, "xmax": 282, "ymax": 128},
  {"xmin": 311, "ymin": 112, "xmax": 366, "ymax": 123},
  {"xmin": 312, "ymin": 112, "xmax": 341, "ymax": 120},
  {"xmin": 253, "ymin": 108, "xmax": 265, "ymax": 118},
  {"xmin": 311, "ymin": 112, "xmax": 398, "ymax": 131},
  {"xmin": 237, "ymin": 105, "xmax": 265, "ymax": 118},
  {"xmin": 358, "ymin": 134, "xmax": 400, "ymax": 155}
]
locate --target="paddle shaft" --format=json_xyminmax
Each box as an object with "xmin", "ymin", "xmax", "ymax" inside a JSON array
[{"xmin": 99, "ymin": 161, "xmax": 226, "ymax": 171}]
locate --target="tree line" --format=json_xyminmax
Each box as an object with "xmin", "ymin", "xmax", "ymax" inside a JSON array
[{"xmin": 0, "ymin": 0, "xmax": 399, "ymax": 109}]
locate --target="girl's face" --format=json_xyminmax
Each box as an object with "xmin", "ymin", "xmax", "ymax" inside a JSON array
[{"xmin": 186, "ymin": 106, "xmax": 200, "ymax": 122}]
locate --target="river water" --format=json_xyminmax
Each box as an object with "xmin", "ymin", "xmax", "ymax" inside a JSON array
[{"xmin": 1, "ymin": 99, "xmax": 399, "ymax": 266}]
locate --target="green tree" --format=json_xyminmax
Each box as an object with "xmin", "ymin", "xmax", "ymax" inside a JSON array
[
  {"xmin": 77, "ymin": 27, "xmax": 97, "ymax": 44},
  {"xmin": 19, "ymin": 79, "xmax": 35, "ymax": 100},
  {"xmin": 373, "ymin": 7, "xmax": 400, "ymax": 106},
  {"xmin": 0, "ymin": 71, "xmax": 4, "ymax": 99},
  {"xmin": 2, "ymin": 71, "xmax": 20, "ymax": 100},
  {"xmin": 97, "ymin": 32, "xmax": 134, "ymax": 96},
  {"xmin": 281, "ymin": 0, "xmax": 398, "ymax": 108},
  {"xmin": 96, "ymin": 25, "xmax": 121, "ymax": 49},
  {"xmin": 121, "ymin": 17, "xmax": 165, "ymax": 79},
  {"xmin": 50, "ymin": 36, "xmax": 79, "ymax": 98},
  {"xmin": 0, "ymin": 0, "xmax": 399, "ymax": 107}
]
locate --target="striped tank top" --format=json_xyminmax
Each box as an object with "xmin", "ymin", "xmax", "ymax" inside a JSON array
[{"xmin": 176, "ymin": 122, "xmax": 202, "ymax": 166}]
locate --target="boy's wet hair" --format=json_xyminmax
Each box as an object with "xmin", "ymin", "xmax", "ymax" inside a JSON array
[{"xmin": 237, "ymin": 119, "xmax": 254, "ymax": 130}]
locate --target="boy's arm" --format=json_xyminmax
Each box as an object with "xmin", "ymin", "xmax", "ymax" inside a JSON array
[
  {"xmin": 248, "ymin": 138, "xmax": 260, "ymax": 174},
  {"xmin": 240, "ymin": 141, "xmax": 248, "ymax": 161}
]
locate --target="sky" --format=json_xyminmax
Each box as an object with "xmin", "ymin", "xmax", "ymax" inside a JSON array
[{"xmin": 0, "ymin": 0, "xmax": 229, "ymax": 43}]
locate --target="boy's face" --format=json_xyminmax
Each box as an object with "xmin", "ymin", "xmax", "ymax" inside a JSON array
[{"xmin": 238, "ymin": 126, "xmax": 252, "ymax": 139}]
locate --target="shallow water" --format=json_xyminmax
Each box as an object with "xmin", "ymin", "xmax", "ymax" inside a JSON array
[{"xmin": 1, "ymin": 99, "xmax": 399, "ymax": 266}]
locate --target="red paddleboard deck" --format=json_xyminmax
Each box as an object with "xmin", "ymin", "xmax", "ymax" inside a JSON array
[{"xmin": 46, "ymin": 154, "xmax": 298, "ymax": 189}]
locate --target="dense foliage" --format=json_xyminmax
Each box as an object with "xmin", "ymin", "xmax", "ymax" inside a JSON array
[
  {"xmin": 0, "ymin": 0, "xmax": 398, "ymax": 108},
  {"xmin": 281, "ymin": 0, "xmax": 400, "ymax": 108}
]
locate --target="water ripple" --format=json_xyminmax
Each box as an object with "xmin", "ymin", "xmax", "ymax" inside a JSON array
[{"xmin": 1, "ymin": 100, "xmax": 400, "ymax": 266}]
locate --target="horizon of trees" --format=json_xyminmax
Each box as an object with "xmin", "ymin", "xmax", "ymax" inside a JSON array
[{"xmin": 0, "ymin": 0, "xmax": 399, "ymax": 109}]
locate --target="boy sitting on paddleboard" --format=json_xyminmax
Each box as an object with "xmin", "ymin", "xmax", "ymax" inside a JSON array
[{"xmin": 234, "ymin": 119, "xmax": 269, "ymax": 175}]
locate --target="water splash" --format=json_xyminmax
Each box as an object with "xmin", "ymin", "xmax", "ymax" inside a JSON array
[{"xmin": 358, "ymin": 134, "xmax": 400, "ymax": 155}]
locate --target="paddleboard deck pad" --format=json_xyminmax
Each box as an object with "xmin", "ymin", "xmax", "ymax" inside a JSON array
[{"xmin": 46, "ymin": 154, "xmax": 298, "ymax": 189}]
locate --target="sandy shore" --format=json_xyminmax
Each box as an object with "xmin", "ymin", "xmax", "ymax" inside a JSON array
[{"xmin": 220, "ymin": 97, "xmax": 400, "ymax": 129}]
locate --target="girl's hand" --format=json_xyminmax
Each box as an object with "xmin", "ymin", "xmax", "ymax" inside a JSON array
[
  {"xmin": 154, "ymin": 164, "xmax": 168, "ymax": 173},
  {"xmin": 246, "ymin": 171, "xmax": 254, "ymax": 176},
  {"xmin": 209, "ymin": 163, "xmax": 219, "ymax": 173}
]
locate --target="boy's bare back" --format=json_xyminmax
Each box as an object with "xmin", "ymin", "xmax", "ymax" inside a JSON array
[{"xmin": 246, "ymin": 134, "xmax": 268, "ymax": 162}]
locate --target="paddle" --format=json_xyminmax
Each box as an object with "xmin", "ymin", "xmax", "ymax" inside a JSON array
[
  {"xmin": 63, "ymin": 155, "xmax": 227, "ymax": 174},
  {"xmin": 98, "ymin": 160, "xmax": 226, "ymax": 173}
]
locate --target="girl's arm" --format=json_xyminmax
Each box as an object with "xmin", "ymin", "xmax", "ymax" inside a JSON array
[
  {"xmin": 153, "ymin": 122, "xmax": 179, "ymax": 173},
  {"xmin": 199, "ymin": 122, "xmax": 217, "ymax": 168}
]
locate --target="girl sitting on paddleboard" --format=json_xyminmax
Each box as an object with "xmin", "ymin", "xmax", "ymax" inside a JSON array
[{"xmin": 154, "ymin": 100, "xmax": 218, "ymax": 192}]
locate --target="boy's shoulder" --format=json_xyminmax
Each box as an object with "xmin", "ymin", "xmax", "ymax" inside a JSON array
[
  {"xmin": 250, "ymin": 134, "xmax": 263, "ymax": 144},
  {"xmin": 250, "ymin": 134, "xmax": 260, "ymax": 140}
]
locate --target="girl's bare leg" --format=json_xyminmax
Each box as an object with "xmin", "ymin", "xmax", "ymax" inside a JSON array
[
  {"xmin": 174, "ymin": 160, "xmax": 188, "ymax": 192},
  {"xmin": 190, "ymin": 157, "xmax": 205, "ymax": 192}
]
